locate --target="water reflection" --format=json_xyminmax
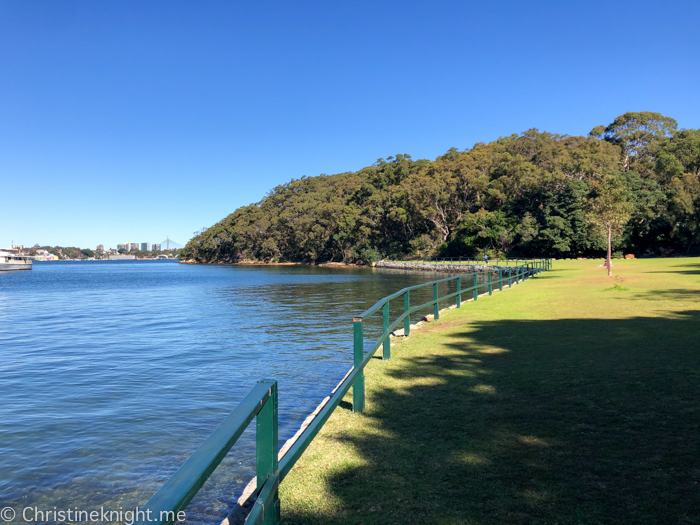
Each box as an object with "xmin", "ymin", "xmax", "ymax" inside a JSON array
[{"xmin": 0, "ymin": 261, "xmax": 484, "ymax": 524}]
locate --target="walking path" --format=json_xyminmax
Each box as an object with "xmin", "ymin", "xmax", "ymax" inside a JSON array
[{"xmin": 279, "ymin": 258, "xmax": 700, "ymax": 525}]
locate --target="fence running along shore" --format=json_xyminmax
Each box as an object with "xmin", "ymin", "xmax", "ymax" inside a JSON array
[{"xmin": 134, "ymin": 258, "xmax": 552, "ymax": 525}]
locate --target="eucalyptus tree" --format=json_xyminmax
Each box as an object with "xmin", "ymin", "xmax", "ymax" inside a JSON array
[
  {"xmin": 589, "ymin": 112, "xmax": 677, "ymax": 172},
  {"xmin": 178, "ymin": 111, "xmax": 699, "ymax": 264},
  {"xmin": 587, "ymin": 175, "xmax": 633, "ymax": 277}
]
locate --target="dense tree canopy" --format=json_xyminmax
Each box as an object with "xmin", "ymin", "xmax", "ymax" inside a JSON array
[{"xmin": 182, "ymin": 112, "xmax": 700, "ymax": 264}]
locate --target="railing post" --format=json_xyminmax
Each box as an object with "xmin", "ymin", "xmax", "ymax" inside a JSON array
[
  {"xmin": 433, "ymin": 283, "xmax": 439, "ymax": 320},
  {"xmin": 473, "ymin": 273, "xmax": 478, "ymax": 301},
  {"xmin": 488, "ymin": 272, "xmax": 492, "ymax": 295},
  {"xmin": 404, "ymin": 290, "xmax": 410, "ymax": 337},
  {"xmin": 456, "ymin": 277, "xmax": 462, "ymax": 308},
  {"xmin": 499, "ymin": 270, "xmax": 503, "ymax": 291},
  {"xmin": 353, "ymin": 318, "xmax": 365, "ymax": 413},
  {"xmin": 382, "ymin": 302, "xmax": 390, "ymax": 360},
  {"xmin": 257, "ymin": 380, "xmax": 279, "ymax": 525}
]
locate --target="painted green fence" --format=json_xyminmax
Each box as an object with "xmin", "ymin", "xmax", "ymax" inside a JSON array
[{"xmin": 134, "ymin": 258, "xmax": 551, "ymax": 525}]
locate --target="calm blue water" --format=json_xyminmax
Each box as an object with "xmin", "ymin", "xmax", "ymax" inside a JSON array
[{"xmin": 0, "ymin": 261, "xmax": 455, "ymax": 524}]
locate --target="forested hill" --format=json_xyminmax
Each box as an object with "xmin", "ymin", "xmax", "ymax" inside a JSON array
[{"xmin": 181, "ymin": 112, "xmax": 700, "ymax": 264}]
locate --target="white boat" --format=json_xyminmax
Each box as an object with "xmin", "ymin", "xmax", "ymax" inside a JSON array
[{"xmin": 0, "ymin": 250, "xmax": 32, "ymax": 271}]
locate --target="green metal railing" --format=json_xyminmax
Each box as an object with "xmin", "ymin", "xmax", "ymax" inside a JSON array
[
  {"xmin": 135, "ymin": 258, "xmax": 551, "ymax": 525},
  {"xmin": 134, "ymin": 380, "xmax": 280, "ymax": 525}
]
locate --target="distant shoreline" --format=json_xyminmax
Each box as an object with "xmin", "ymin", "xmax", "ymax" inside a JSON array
[
  {"xmin": 179, "ymin": 259, "xmax": 363, "ymax": 268},
  {"xmin": 34, "ymin": 258, "xmax": 180, "ymax": 262}
]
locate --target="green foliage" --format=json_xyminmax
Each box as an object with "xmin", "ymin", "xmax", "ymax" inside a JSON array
[
  {"xmin": 586, "ymin": 174, "xmax": 633, "ymax": 276},
  {"xmin": 603, "ymin": 276, "xmax": 630, "ymax": 292},
  {"xmin": 357, "ymin": 247, "xmax": 383, "ymax": 265},
  {"xmin": 591, "ymin": 111, "xmax": 678, "ymax": 171},
  {"xmin": 181, "ymin": 113, "xmax": 700, "ymax": 264},
  {"xmin": 587, "ymin": 175, "xmax": 633, "ymax": 241}
]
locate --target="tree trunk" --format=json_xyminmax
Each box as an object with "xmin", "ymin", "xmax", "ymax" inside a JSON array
[{"xmin": 607, "ymin": 226, "xmax": 612, "ymax": 277}]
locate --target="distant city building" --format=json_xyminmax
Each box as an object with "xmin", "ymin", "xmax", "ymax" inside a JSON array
[
  {"xmin": 141, "ymin": 242, "xmax": 150, "ymax": 252},
  {"xmin": 152, "ymin": 243, "xmax": 161, "ymax": 251},
  {"xmin": 117, "ymin": 244, "xmax": 126, "ymax": 251},
  {"xmin": 96, "ymin": 244, "xmax": 104, "ymax": 251},
  {"xmin": 127, "ymin": 243, "xmax": 139, "ymax": 252}
]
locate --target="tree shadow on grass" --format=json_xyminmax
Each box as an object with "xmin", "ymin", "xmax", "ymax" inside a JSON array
[
  {"xmin": 648, "ymin": 263, "xmax": 700, "ymax": 275},
  {"xmin": 628, "ymin": 289, "xmax": 700, "ymax": 301},
  {"xmin": 283, "ymin": 311, "xmax": 700, "ymax": 525}
]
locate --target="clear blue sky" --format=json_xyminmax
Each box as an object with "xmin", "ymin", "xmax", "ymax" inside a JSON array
[{"xmin": 2, "ymin": 1, "xmax": 699, "ymax": 249}]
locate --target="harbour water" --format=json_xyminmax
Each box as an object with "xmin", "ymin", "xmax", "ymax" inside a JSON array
[{"xmin": 0, "ymin": 261, "xmax": 457, "ymax": 523}]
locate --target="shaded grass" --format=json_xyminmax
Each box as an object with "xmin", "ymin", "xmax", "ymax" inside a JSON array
[{"xmin": 279, "ymin": 259, "xmax": 700, "ymax": 525}]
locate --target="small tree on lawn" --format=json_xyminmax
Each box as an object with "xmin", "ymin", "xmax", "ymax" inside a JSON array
[{"xmin": 587, "ymin": 175, "xmax": 632, "ymax": 277}]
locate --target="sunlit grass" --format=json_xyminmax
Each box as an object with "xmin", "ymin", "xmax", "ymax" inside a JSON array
[{"xmin": 280, "ymin": 258, "xmax": 700, "ymax": 525}]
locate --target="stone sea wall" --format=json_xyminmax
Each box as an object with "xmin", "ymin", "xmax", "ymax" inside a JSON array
[{"xmin": 376, "ymin": 261, "xmax": 518, "ymax": 274}]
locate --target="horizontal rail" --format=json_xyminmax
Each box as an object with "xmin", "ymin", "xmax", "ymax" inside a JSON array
[
  {"xmin": 134, "ymin": 381, "xmax": 278, "ymax": 525},
  {"xmin": 134, "ymin": 258, "xmax": 551, "ymax": 525},
  {"xmin": 351, "ymin": 261, "xmax": 549, "ymax": 411},
  {"xmin": 359, "ymin": 262, "xmax": 538, "ymax": 319}
]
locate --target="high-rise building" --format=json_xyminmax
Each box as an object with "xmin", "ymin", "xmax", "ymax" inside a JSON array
[
  {"xmin": 117, "ymin": 244, "xmax": 126, "ymax": 251},
  {"xmin": 96, "ymin": 244, "xmax": 104, "ymax": 251},
  {"xmin": 141, "ymin": 242, "xmax": 150, "ymax": 252},
  {"xmin": 152, "ymin": 243, "xmax": 161, "ymax": 251}
]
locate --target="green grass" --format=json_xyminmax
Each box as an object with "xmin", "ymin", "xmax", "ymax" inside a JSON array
[{"xmin": 279, "ymin": 259, "xmax": 700, "ymax": 525}]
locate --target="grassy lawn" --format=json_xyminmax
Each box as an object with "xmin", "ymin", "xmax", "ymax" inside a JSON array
[{"xmin": 278, "ymin": 258, "xmax": 700, "ymax": 525}]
